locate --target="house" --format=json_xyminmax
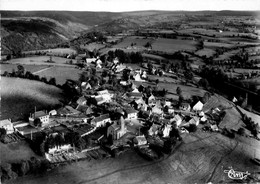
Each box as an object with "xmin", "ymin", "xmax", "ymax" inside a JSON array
[
  {"xmin": 86, "ymin": 58, "xmax": 97, "ymax": 64},
  {"xmin": 127, "ymin": 92, "xmax": 143, "ymax": 99},
  {"xmin": 141, "ymin": 71, "xmax": 147, "ymax": 79},
  {"xmin": 188, "ymin": 116, "xmax": 200, "ymax": 126},
  {"xmin": 125, "ymin": 108, "xmax": 138, "ymax": 120},
  {"xmin": 134, "ymin": 135, "xmax": 147, "ymax": 146},
  {"xmin": 0, "ymin": 119, "xmax": 14, "ymax": 134},
  {"xmin": 162, "ymin": 124, "xmax": 172, "ymax": 137},
  {"xmin": 180, "ymin": 102, "xmax": 191, "ymax": 111},
  {"xmin": 113, "ymin": 57, "xmax": 119, "ymax": 64},
  {"xmin": 132, "ymin": 88, "xmax": 139, "ymax": 93},
  {"xmin": 57, "ymin": 106, "xmax": 80, "ymax": 116},
  {"xmin": 148, "ymin": 123, "xmax": 160, "ymax": 136},
  {"xmin": 134, "ymin": 73, "xmax": 145, "ymax": 82},
  {"xmin": 171, "ymin": 114, "xmax": 182, "ymax": 127},
  {"xmin": 81, "ymin": 82, "xmax": 92, "ymax": 90},
  {"xmin": 49, "ymin": 110, "xmax": 57, "ymax": 116},
  {"xmin": 151, "ymin": 106, "xmax": 162, "ymax": 115},
  {"xmin": 193, "ymin": 101, "xmax": 204, "ymax": 111},
  {"xmin": 97, "ymin": 89, "xmax": 109, "ymax": 95},
  {"xmin": 107, "ymin": 116, "xmax": 127, "ymax": 140},
  {"xmin": 91, "ymin": 114, "xmax": 111, "ymax": 127},
  {"xmin": 77, "ymin": 96, "xmax": 87, "ymax": 105},
  {"xmin": 29, "ymin": 110, "xmax": 49, "ymax": 127}
]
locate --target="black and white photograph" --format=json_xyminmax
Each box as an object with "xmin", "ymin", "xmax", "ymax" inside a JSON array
[{"xmin": 0, "ymin": 0, "xmax": 260, "ymax": 183}]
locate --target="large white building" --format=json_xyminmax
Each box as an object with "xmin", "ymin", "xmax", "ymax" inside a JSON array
[
  {"xmin": 29, "ymin": 111, "xmax": 49, "ymax": 127},
  {"xmin": 0, "ymin": 119, "xmax": 14, "ymax": 134}
]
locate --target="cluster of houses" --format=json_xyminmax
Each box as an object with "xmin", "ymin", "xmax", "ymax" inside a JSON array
[{"xmin": 0, "ymin": 55, "xmax": 226, "ymax": 160}]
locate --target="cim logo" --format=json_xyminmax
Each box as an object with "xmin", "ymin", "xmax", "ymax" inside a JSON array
[{"xmin": 224, "ymin": 167, "xmax": 250, "ymax": 180}]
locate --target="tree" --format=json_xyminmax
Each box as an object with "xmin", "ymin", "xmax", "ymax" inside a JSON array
[
  {"xmin": 198, "ymin": 78, "xmax": 209, "ymax": 89},
  {"xmin": 237, "ymin": 128, "xmax": 245, "ymax": 136},
  {"xmin": 176, "ymin": 87, "xmax": 182, "ymax": 95},
  {"xmin": 6, "ymin": 54, "xmax": 11, "ymax": 60},
  {"xmin": 155, "ymin": 79, "xmax": 159, "ymax": 86},
  {"xmin": 49, "ymin": 77, "xmax": 56, "ymax": 85},
  {"xmin": 202, "ymin": 92, "xmax": 211, "ymax": 103},
  {"xmin": 0, "ymin": 128, "xmax": 7, "ymax": 141},
  {"xmin": 187, "ymin": 124, "xmax": 197, "ymax": 132},
  {"xmin": 33, "ymin": 118, "xmax": 42, "ymax": 127}
]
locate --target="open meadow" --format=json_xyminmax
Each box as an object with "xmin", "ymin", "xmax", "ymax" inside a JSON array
[
  {"xmin": 23, "ymin": 48, "xmax": 77, "ymax": 55},
  {"xmin": 0, "ymin": 77, "xmax": 64, "ymax": 121},
  {"xmin": 8, "ymin": 56, "xmax": 77, "ymax": 67},
  {"xmin": 0, "ymin": 64, "xmax": 50, "ymax": 74},
  {"xmin": 152, "ymin": 38, "xmax": 197, "ymax": 53},
  {"xmin": 35, "ymin": 66, "xmax": 81, "ymax": 85}
]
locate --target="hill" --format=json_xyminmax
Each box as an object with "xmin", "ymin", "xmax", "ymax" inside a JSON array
[{"xmin": 0, "ymin": 11, "xmax": 122, "ymax": 54}]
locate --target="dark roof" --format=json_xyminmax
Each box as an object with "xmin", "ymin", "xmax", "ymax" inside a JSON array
[
  {"xmin": 76, "ymin": 105, "xmax": 89, "ymax": 112},
  {"xmin": 128, "ymin": 92, "xmax": 142, "ymax": 98},
  {"xmin": 33, "ymin": 111, "xmax": 47, "ymax": 118},
  {"xmin": 93, "ymin": 114, "xmax": 110, "ymax": 122},
  {"xmin": 125, "ymin": 108, "xmax": 138, "ymax": 114}
]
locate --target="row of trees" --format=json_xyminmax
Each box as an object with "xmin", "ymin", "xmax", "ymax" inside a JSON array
[
  {"xmin": 107, "ymin": 49, "xmax": 143, "ymax": 64},
  {"xmin": 2, "ymin": 65, "xmax": 57, "ymax": 87}
]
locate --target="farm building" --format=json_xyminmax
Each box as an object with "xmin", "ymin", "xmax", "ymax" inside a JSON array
[
  {"xmin": 0, "ymin": 119, "xmax": 14, "ymax": 134},
  {"xmin": 162, "ymin": 124, "xmax": 172, "ymax": 137}
]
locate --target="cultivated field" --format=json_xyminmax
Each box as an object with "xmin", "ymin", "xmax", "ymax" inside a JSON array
[
  {"xmin": 113, "ymin": 36, "xmax": 154, "ymax": 49},
  {"xmin": 152, "ymin": 38, "xmax": 197, "ymax": 53},
  {"xmin": 11, "ymin": 132, "xmax": 260, "ymax": 184},
  {"xmin": 195, "ymin": 48, "xmax": 216, "ymax": 57},
  {"xmin": 0, "ymin": 64, "xmax": 49, "ymax": 74},
  {"xmin": 35, "ymin": 66, "xmax": 81, "ymax": 85},
  {"xmin": 8, "ymin": 56, "xmax": 77, "ymax": 67},
  {"xmin": 80, "ymin": 42, "xmax": 106, "ymax": 51},
  {"xmin": 0, "ymin": 77, "xmax": 64, "ymax": 121}
]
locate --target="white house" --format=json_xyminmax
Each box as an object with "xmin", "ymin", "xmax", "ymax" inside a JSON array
[
  {"xmin": 125, "ymin": 108, "xmax": 138, "ymax": 120},
  {"xmin": 193, "ymin": 101, "xmax": 204, "ymax": 111},
  {"xmin": 91, "ymin": 114, "xmax": 111, "ymax": 127},
  {"xmin": 188, "ymin": 116, "xmax": 200, "ymax": 126},
  {"xmin": 49, "ymin": 110, "xmax": 57, "ymax": 116},
  {"xmin": 134, "ymin": 135, "xmax": 147, "ymax": 146},
  {"xmin": 86, "ymin": 58, "xmax": 96, "ymax": 64},
  {"xmin": 29, "ymin": 111, "xmax": 49, "ymax": 127},
  {"xmin": 162, "ymin": 124, "xmax": 172, "ymax": 137},
  {"xmin": 171, "ymin": 114, "xmax": 182, "ymax": 127},
  {"xmin": 0, "ymin": 119, "xmax": 14, "ymax": 134}
]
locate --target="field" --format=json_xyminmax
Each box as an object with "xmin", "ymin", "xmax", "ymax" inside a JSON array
[
  {"xmin": 0, "ymin": 64, "xmax": 49, "ymax": 74},
  {"xmin": 8, "ymin": 56, "xmax": 77, "ymax": 66},
  {"xmin": 237, "ymin": 106, "xmax": 260, "ymax": 126},
  {"xmin": 35, "ymin": 66, "xmax": 81, "ymax": 85},
  {"xmin": 80, "ymin": 42, "xmax": 106, "ymax": 51},
  {"xmin": 113, "ymin": 36, "xmax": 154, "ymax": 49},
  {"xmin": 151, "ymin": 38, "xmax": 197, "ymax": 53},
  {"xmin": 23, "ymin": 48, "xmax": 77, "ymax": 55},
  {"xmin": 10, "ymin": 132, "xmax": 260, "ymax": 184},
  {"xmin": 0, "ymin": 141, "xmax": 39, "ymax": 164},
  {"xmin": 195, "ymin": 48, "xmax": 216, "ymax": 57},
  {"xmin": 0, "ymin": 77, "xmax": 64, "ymax": 121}
]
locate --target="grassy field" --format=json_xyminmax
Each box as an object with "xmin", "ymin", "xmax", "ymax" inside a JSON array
[
  {"xmin": 0, "ymin": 77, "xmax": 64, "ymax": 121},
  {"xmin": 195, "ymin": 48, "xmax": 216, "ymax": 57},
  {"xmin": 23, "ymin": 48, "xmax": 77, "ymax": 55},
  {"xmin": 80, "ymin": 42, "xmax": 106, "ymax": 51},
  {"xmin": 35, "ymin": 66, "xmax": 81, "ymax": 85},
  {"xmin": 11, "ymin": 132, "xmax": 260, "ymax": 184},
  {"xmin": 237, "ymin": 106, "xmax": 260, "ymax": 126},
  {"xmin": 0, "ymin": 141, "xmax": 39, "ymax": 164},
  {"xmin": 0, "ymin": 64, "xmax": 50, "ymax": 74},
  {"xmin": 8, "ymin": 56, "xmax": 77, "ymax": 66},
  {"xmin": 113, "ymin": 36, "xmax": 154, "ymax": 49},
  {"xmin": 152, "ymin": 38, "xmax": 197, "ymax": 53}
]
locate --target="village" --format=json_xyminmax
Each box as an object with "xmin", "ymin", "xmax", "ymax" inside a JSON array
[{"xmin": 2, "ymin": 51, "xmax": 258, "ymax": 168}]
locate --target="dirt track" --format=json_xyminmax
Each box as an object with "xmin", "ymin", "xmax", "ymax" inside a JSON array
[{"xmin": 9, "ymin": 131, "xmax": 260, "ymax": 184}]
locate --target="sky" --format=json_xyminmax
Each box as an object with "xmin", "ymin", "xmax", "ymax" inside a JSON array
[{"xmin": 0, "ymin": 0, "xmax": 259, "ymax": 11}]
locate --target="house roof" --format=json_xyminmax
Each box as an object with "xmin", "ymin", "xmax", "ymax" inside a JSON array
[
  {"xmin": 193, "ymin": 101, "xmax": 204, "ymax": 110},
  {"xmin": 95, "ymin": 96, "xmax": 104, "ymax": 102},
  {"xmin": 0, "ymin": 119, "xmax": 12, "ymax": 127},
  {"xmin": 97, "ymin": 89, "xmax": 109, "ymax": 95},
  {"xmin": 189, "ymin": 116, "xmax": 200, "ymax": 124},
  {"xmin": 93, "ymin": 114, "xmax": 110, "ymax": 122},
  {"xmin": 128, "ymin": 92, "xmax": 142, "ymax": 98},
  {"xmin": 77, "ymin": 96, "xmax": 86, "ymax": 104},
  {"xmin": 125, "ymin": 108, "xmax": 138, "ymax": 114},
  {"xmin": 76, "ymin": 105, "xmax": 89, "ymax": 112},
  {"xmin": 135, "ymin": 135, "xmax": 147, "ymax": 142},
  {"xmin": 33, "ymin": 111, "xmax": 48, "ymax": 118}
]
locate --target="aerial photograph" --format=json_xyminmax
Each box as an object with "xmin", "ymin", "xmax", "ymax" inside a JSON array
[{"xmin": 0, "ymin": 0, "xmax": 260, "ymax": 183}]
